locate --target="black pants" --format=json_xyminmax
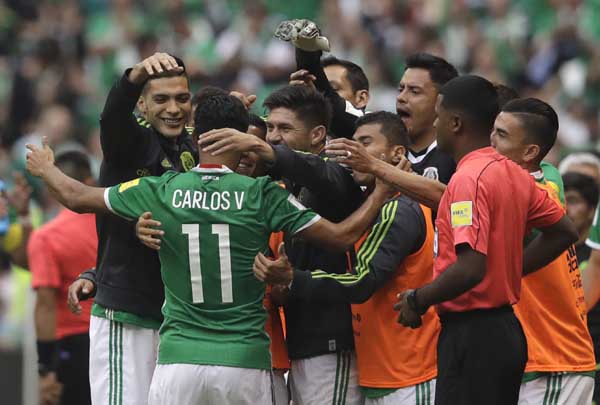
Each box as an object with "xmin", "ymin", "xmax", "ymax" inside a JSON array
[
  {"xmin": 435, "ymin": 306, "xmax": 527, "ymax": 405},
  {"xmin": 57, "ymin": 333, "xmax": 91, "ymax": 405}
]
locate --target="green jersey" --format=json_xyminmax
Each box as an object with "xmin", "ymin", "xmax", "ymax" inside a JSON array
[{"xmin": 105, "ymin": 165, "xmax": 320, "ymax": 369}]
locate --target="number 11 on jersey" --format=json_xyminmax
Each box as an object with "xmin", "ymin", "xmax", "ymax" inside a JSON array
[{"xmin": 182, "ymin": 224, "xmax": 233, "ymax": 304}]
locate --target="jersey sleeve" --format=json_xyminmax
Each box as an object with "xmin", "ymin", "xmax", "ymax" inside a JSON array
[
  {"xmin": 289, "ymin": 199, "xmax": 427, "ymax": 304},
  {"xmin": 586, "ymin": 202, "xmax": 600, "ymax": 250},
  {"xmin": 28, "ymin": 231, "xmax": 60, "ymax": 289},
  {"xmin": 104, "ymin": 175, "xmax": 164, "ymax": 220},
  {"xmin": 540, "ymin": 161, "xmax": 566, "ymax": 207},
  {"xmin": 262, "ymin": 180, "xmax": 321, "ymax": 235},
  {"xmin": 526, "ymin": 179, "xmax": 564, "ymax": 230},
  {"xmin": 446, "ymin": 174, "xmax": 491, "ymax": 255}
]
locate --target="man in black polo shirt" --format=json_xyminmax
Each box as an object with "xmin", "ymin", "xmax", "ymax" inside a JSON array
[
  {"xmin": 397, "ymin": 53, "xmax": 458, "ymax": 184},
  {"xmin": 71, "ymin": 52, "xmax": 196, "ymax": 405}
]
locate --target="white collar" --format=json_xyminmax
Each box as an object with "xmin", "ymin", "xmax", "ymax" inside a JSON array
[
  {"xmin": 408, "ymin": 141, "xmax": 438, "ymax": 164},
  {"xmin": 191, "ymin": 165, "xmax": 234, "ymax": 174},
  {"xmin": 530, "ymin": 169, "xmax": 544, "ymax": 180}
]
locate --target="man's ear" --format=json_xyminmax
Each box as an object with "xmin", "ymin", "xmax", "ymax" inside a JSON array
[
  {"xmin": 390, "ymin": 145, "xmax": 406, "ymax": 164},
  {"xmin": 137, "ymin": 97, "xmax": 147, "ymax": 117},
  {"xmin": 450, "ymin": 113, "xmax": 463, "ymax": 134},
  {"xmin": 310, "ymin": 125, "xmax": 327, "ymax": 148},
  {"xmin": 354, "ymin": 90, "xmax": 370, "ymax": 110},
  {"xmin": 523, "ymin": 144, "xmax": 541, "ymax": 165}
]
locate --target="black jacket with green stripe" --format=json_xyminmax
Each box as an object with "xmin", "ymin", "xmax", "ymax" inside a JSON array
[
  {"xmin": 289, "ymin": 195, "xmax": 427, "ymax": 304},
  {"xmin": 95, "ymin": 71, "xmax": 197, "ymax": 322},
  {"xmin": 267, "ymin": 145, "xmax": 365, "ymax": 359}
]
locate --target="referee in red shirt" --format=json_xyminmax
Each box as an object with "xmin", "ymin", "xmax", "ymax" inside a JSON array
[{"xmin": 394, "ymin": 75, "xmax": 578, "ymax": 404}]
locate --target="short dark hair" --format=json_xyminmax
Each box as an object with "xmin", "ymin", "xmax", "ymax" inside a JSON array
[
  {"xmin": 55, "ymin": 151, "xmax": 92, "ymax": 182},
  {"xmin": 502, "ymin": 98, "xmax": 559, "ymax": 161},
  {"xmin": 248, "ymin": 113, "xmax": 267, "ymax": 138},
  {"xmin": 440, "ymin": 75, "xmax": 499, "ymax": 136},
  {"xmin": 405, "ymin": 53, "xmax": 458, "ymax": 88},
  {"xmin": 322, "ymin": 56, "xmax": 369, "ymax": 92},
  {"xmin": 563, "ymin": 172, "xmax": 600, "ymax": 208},
  {"xmin": 191, "ymin": 86, "xmax": 228, "ymax": 107},
  {"xmin": 355, "ymin": 111, "xmax": 409, "ymax": 147},
  {"xmin": 263, "ymin": 85, "xmax": 332, "ymax": 130},
  {"xmin": 142, "ymin": 54, "xmax": 188, "ymax": 94},
  {"xmin": 493, "ymin": 83, "xmax": 520, "ymax": 108},
  {"xmin": 194, "ymin": 95, "xmax": 249, "ymax": 134}
]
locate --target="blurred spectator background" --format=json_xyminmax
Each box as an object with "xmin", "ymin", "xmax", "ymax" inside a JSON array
[{"xmin": 1, "ymin": 0, "xmax": 600, "ymax": 403}]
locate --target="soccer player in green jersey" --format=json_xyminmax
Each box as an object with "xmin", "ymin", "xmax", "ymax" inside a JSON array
[{"xmin": 25, "ymin": 95, "xmax": 390, "ymax": 405}]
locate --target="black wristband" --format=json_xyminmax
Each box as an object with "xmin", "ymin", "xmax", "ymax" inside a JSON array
[
  {"xmin": 407, "ymin": 289, "xmax": 427, "ymax": 315},
  {"xmin": 78, "ymin": 268, "xmax": 97, "ymax": 299},
  {"xmin": 37, "ymin": 340, "xmax": 58, "ymax": 375}
]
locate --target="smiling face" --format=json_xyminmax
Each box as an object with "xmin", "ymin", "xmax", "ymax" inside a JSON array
[
  {"xmin": 396, "ymin": 68, "xmax": 439, "ymax": 142},
  {"xmin": 351, "ymin": 123, "xmax": 403, "ymax": 187},
  {"xmin": 265, "ymin": 107, "xmax": 314, "ymax": 152},
  {"xmin": 236, "ymin": 124, "xmax": 266, "ymax": 177},
  {"xmin": 139, "ymin": 75, "xmax": 192, "ymax": 139}
]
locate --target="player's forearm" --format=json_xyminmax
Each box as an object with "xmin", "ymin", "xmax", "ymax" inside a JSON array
[
  {"xmin": 41, "ymin": 166, "xmax": 107, "ymax": 214},
  {"xmin": 372, "ymin": 160, "xmax": 445, "ymax": 210},
  {"xmin": 328, "ymin": 188, "xmax": 388, "ymax": 250},
  {"xmin": 34, "ymin": 291, "xmax": 57, "ymax": 341},
  {"xmin": 416, "ymin": 248, "xmax": 486, "ymax": 309}
]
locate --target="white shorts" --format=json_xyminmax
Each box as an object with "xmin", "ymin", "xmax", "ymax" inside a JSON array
[
  {"xmin": 518, "ymin": 373, "xmax": 594, "ymax": 405},
  {"xmin": 365, "ymin": 379, "xmax": 436, "ymax": 405},
  {"xmin": 148, "ymin": 363, "xmax": 273, "ymax": 405},
  {"xmin": 289, "ymin": 351, "xmax": 364, "ymax": 405},
  {"xmin": 89, "ymin": 315, "xmax": 159, "ymax": 405}
]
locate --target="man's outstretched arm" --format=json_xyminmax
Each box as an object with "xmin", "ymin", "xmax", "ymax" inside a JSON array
[{"xmin": 26, "ymin": 138, "xmax": 108, "ymax": 214}]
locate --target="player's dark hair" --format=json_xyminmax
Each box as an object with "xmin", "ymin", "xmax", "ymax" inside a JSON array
[
  {"xmin": 493, "ymin": 83, "xmax": 520, "ymax": 108},
  {"xmin": 142, "ymin": 54, "xmax": 188, "ymax": 94},
  {"xmin": 263, "ymin": 85, "xmax": 332, "ymax": 130},
  {"xmin": 248, "ymin": 113, "xmax": 267, "ymax": 139},
  {"xmin": 191, "ymin": 86, "xmax": 228, "ymax": 107},
  {"xmin": 55, "ymin": 150, "xmax": 92, "ymax": 183},
  {"xmin": 194, "ymin": 95, "xmax": 249, "ymax": 134},
  {"xmin": 502, "ymin": 98, "xmax": 559, "ymax": 162},
  {"xmin": 405, "ymin": 53, "xmax": 458, "ymax": 88},
  {"xmin": 563, "ymin": 172, "xmax": 600, "ymax": 208},
  {"xmin": 322, "ymin": 56, "xmax": 370, "ymax": 92},
  {"xmin": 440, "ymin": 75, "xmax": 499, "ymax": 137},
  {"xmin": 355, "ymin": 111, "xmax": 409, "ymax": 148}
]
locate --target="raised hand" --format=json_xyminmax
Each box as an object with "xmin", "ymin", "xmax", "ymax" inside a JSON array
[
  {"xmin": 26, "ymin": 136, "xmax": 55, "ymax": 177},
  {"xmin": 230, "ymin": 91, "xmax": 257, "ymax": 110},
  {"xmin": 325, "ymin": 138, "xmax": 377, "ymax": 174},
  {"xmin": 253, "ymin": 243, "xmax": 294, "ymax": 285},
  {"xmin": 198, "ymin": 128, "xmax": 260, "ymax": 156},
  {"xmin": 289, "ymin": 69, "xmax": 317, "ymax": 90},
  {"xmin": 128, "ymin": 52, "xmax": 183, "ymax": 85}
]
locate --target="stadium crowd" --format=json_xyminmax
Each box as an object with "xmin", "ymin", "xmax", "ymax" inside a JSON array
[{"xmin": 3, "ymin": 1, "xmax": 600, "ymax": 404}]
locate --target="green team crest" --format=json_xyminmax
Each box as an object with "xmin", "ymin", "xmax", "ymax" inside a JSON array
[{"xmin": 180, "ymin": 151, "xmax": 195, "ymax": 172}]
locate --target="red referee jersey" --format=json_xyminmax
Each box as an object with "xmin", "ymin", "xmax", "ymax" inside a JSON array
[
  {"xmin": 29, "ymin": 209, "xmax": 97, "ymax": 339},
  {"xmin": 434, "ymin": 147, "xmax": 564, "ymax": 313}
]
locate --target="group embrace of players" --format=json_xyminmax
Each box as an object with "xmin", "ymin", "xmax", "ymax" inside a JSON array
[{"xmin": 27, "ymin": 19, "xmax": 599, "ymax": 405}]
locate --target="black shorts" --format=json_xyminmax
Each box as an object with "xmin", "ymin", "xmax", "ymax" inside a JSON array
[
  {"xmin": 435, "ymin": 306, "xmax": 527, "ymax": 405},
  {"xmin": 57, "ymin": 333, "xmax": 91, "ymax": 405}
]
